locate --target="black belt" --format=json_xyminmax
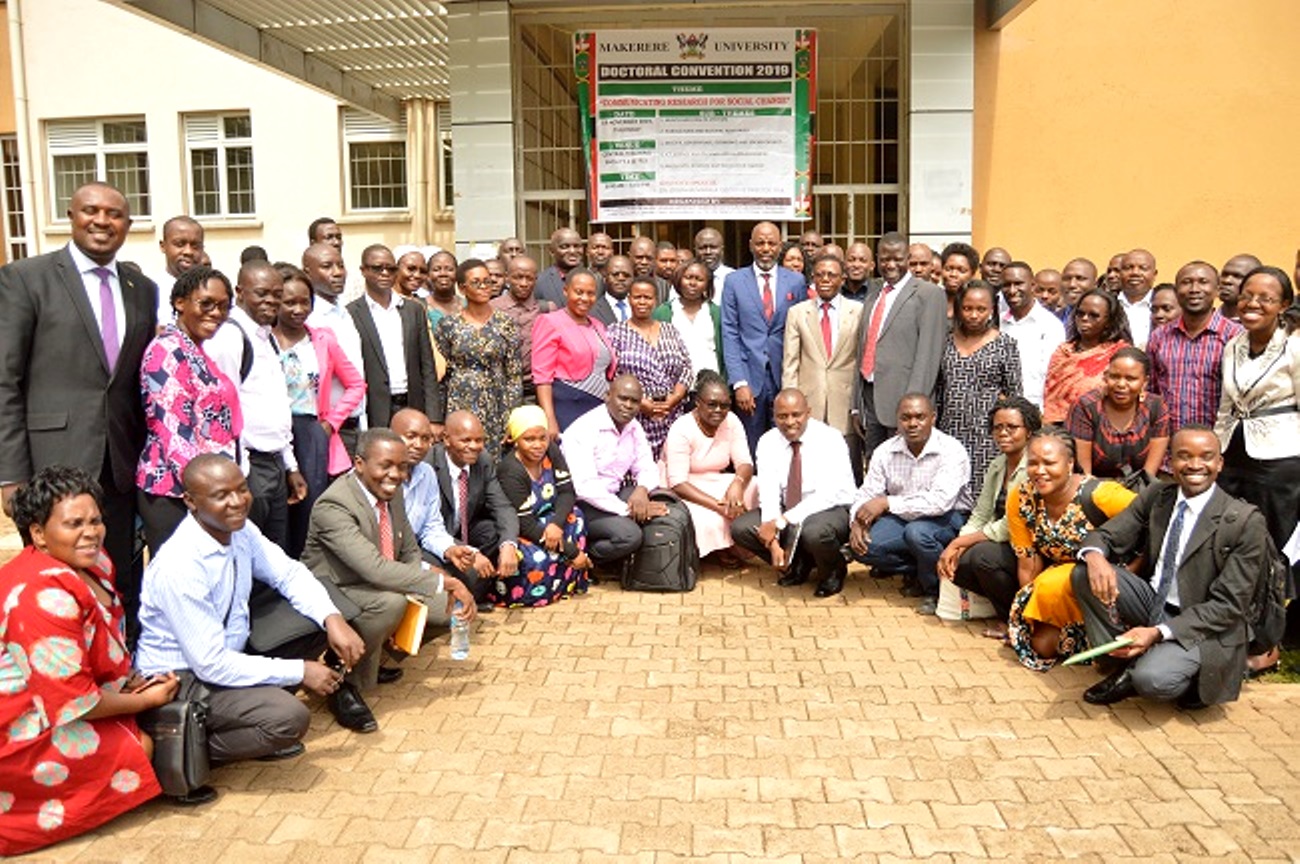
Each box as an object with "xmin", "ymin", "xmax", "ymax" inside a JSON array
[
  {"xmin": 247, "ymin": 448, "xmax": 282, "ymax": 462},
  {"xmin": 391, "ymin": 392, "xmax": 409, "ymax": 409},
  {"xmin": 1231, "ymin": 403, "xmax": 1299, "ymax": 420},
  {"xmin": 339, "ymin": 417, "xmax": 360, "ymax": 431}
]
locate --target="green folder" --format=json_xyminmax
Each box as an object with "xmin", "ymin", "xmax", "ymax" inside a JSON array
[{"xmin": 1061, "ymin": 637, "xmax": 1134, "ymax": 666}]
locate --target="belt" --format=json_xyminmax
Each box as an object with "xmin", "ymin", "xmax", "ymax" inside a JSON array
[
  {"xmin": 391, "ymin": 392, "xmax": 409, "ymax": 409},
  {"xmin": 1231, "ymin": 403, "xmax": 1299, "ymax": 420},
  {"xmin": 246, "ymin": 448, "xmax": 282, "ymax": 461},
  {"xmin": 339, "ymin": 417, "xmax": 360, "ymax": 431}
]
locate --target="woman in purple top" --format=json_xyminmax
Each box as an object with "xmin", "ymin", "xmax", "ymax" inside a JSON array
[
  {"xmin": 135, "ymin": 266, "xmax": 242, "ymax": 553},
  {"xmin": 606, "ymin": 278, "xmax": 694, "ymax": 459}
]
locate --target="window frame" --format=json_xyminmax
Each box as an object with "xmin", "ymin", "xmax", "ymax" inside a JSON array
[
  {"xmin": 183, "ymin": 111, "xmax": 256, "ymax": 219},
  {"xmin": 46, "ymin": 117, "xmax": 151, "ymax": 220},
  {"xmin": 342, "ymin": 108, "xmax": 410, "ymax": 214}
]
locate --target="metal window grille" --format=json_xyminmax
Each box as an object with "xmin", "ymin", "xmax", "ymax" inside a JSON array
[
  {"xmin": 47, "ymin": 118, "xmax": 151, "ymax": 217},
  {"xmin": 0, "ymin": 135, "xmax": 27, "ymax": 261},
  {"xmin": 184, "ymin": 112, "xmax": 256, "ymax": 218},
  {"xmin": 437, "ymin": 101, "xmax": 454, "ymax": 211},
  {"xmin": 343, "ymin": 108, "xmax": 408, "ymax": 212}
]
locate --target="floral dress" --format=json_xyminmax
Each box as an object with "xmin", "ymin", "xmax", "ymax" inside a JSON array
[
  {"xmin": 491, "ymin": 448, "xmax": 588, "ymax": 607},
  {"xmin": 1005, "ymin": 478, "xmax": 1136, "ymax": 671},
  {"xmin": 434, "ymin": 311, "xmax": 523, "ymax": 461},
  {"xmin": 606, "ymin": 321, "xmax": 694, "ymax": 458},
  {"xmin": 0, "ymin": 548, "xmax": 161, "ymax": 856}
]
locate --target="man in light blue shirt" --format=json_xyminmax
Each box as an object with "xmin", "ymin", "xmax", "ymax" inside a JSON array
[
  {"xmin": 137, "ymin": 454, "xmax": 365, "ymax": 771},
  {"xmin": 391, "ymin": 407, "xmax": 457, "ymax": 562}
]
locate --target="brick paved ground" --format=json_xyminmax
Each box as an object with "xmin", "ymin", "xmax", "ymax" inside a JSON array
[{"xmin": 9, "ymin": 529, "xmax": 1300, "ymax": 863}]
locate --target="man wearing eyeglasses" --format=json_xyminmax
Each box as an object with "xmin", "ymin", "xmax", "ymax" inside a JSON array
[
  {"xmin": 347, "ymin": 244, "xmax": 441, "ymax": 429},
  {"xmin": 782, "ymin": 255, "xmax": 865, "ymax": 482}
]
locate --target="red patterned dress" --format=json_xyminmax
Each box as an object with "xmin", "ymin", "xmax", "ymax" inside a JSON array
[{"xmin": 0, "ymin": 547, "xmax": 161, "ymax": 855}]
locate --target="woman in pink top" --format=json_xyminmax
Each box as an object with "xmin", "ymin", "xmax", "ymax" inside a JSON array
[
  {"xmin": 136, "ymin": 267, "xmax": 242, "ymax": 554},
  {"xmin": 273, "ymin": 264, "xmax": 367, "ymax": 557},
  {"xmin": 532, "ymin": 269, "xmax": 617, "ymax": 436}
]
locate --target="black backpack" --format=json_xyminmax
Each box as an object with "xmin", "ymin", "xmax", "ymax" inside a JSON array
[
  {"xmin": 622, "ymin": 491, "xmax": 699, "ymax": 592},
  {"xmin": 1248, "ymin": 531, "xmax": 1295, "ymax": 655}
]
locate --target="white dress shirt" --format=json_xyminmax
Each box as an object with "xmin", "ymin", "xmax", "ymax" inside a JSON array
[
  {"xmin": 307, "ymin": 296, "xmax": 367, "ymax": 421},
  {"xmin": 853, "ymin": 427, "xmax": 973, "ymax": 520},
  {"xmin": 817, "ymin": 293, "xmax": 844, "ymax": 354},
  {"xmin": 151, "ymin": 268, "xmax": 176, "ymax": 325},
  {"xmin": 1120, "ymin": 290, "xmax": 1153, "ymax": 349},
  {"xmin": 66, "ymin": 241, "xmax": 125, "ymax": 356},
  {"xmin": 1000, "ymin": 300, "xmax": 1066, "ymax": 407},
  {"xmin": 206, "ymin": 306, "xmax": 297, "ymax": 471},
  {"xmin": 365, "ymin": 291, "xmax": 409, "ymax": 395},
  {"xmin": 754, "ymin": 417, "xmax": 856, "ymax": 524},
  {"xmin": 1150, "ymin": 484, "xmax": 1215, "ymax": 612},
  {"xmin": 561, "ymin": 407, "xmax": 659, "ymax": 515},
  {"xmin": 670, "ymin": 298, "xmax": 719, "ymax": 376},
  {"xmin": 712, "ymin": 263, "xmax": 735, "ymax": 298},
  {"xmin": 136, "ymin": 513, "xmax": 339, "ymax": 687},
  {"xmin": 444, "ymin": 454, "xmax": 468, "ymax": 526}
]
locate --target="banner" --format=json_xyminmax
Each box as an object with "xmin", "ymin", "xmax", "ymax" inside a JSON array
[{"xmin": 575, "ymin": 28, "xmax": 816, "ymax": 223}]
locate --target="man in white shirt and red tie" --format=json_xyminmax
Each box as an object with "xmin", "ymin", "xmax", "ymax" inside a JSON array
[
  {"xmin": 732, "ymin": 389, "xmax": 857, "ymax": 597},
  {"xmin": 851, "ymin": 232, "xmax": 948, "ymax": 470}
]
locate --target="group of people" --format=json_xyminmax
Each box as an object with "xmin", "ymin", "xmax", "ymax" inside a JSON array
[{"xmin": 0, "ymin": 179, "xmax": 1296, "ymax": 854}]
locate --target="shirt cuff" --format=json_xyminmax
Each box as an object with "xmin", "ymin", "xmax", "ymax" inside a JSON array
[
  {"xmin": 1077, "ymin": 546, "xmax": 1106, "ymax": 562},
  {"xmin": 1156, "ymin": 623, "xmax": 1174, "ymax": 642},
  {"xmin": 733, "ymin": 380, "xmax": 748, "ymax": 390}
]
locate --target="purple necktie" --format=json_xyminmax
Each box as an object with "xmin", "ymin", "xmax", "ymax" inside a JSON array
[{"xmin": 92, "ymin": 267, "xmax": 120, "ymax": 372}]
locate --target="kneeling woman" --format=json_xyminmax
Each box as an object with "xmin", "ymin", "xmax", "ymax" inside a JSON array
[
  {"xmin": 0, "ymin": 467, "xmax": 180, "ymax": 856},
  {"xmin": 1005, "ymin": 429, "xmax": 1136, "ymax": 670},
  {"xmin": 492, "ymin": 406, "xmax": 592, "ymax": 606}
]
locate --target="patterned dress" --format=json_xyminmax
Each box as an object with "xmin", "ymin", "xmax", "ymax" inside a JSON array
[
  {"xmin": 492, "ymin": 446, "xmax": 589, "ymax": 607},
  {"xmin": 1042, "ymin": 340, "xmax": 1129, "ymax": 424},
  {"xmin": 936, "ymin": 333, "xmax": 1023, "ymax": 492},
  {"xmin": 434, "ymin": 311, "xmax": 523, "ymax": 460},
  {"xmin": 136, "ymin": 325, "xmax": 242, "ymax": 498},
  {"xmin": 0, "ymin": 548, "xmax": 161, "ymax": 856},
  {"xmin": 1005, "ymin": 478, "xmax": 1136, "ymax": 671},
  {"xmin": 606, "ymin": 321, "xmax": 695, "ymax": 458},
  {"xmin": 1067, "ymin": 388, "xmax": 1170, "ymax": 479}
]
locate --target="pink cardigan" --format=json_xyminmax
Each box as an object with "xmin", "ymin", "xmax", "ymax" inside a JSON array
[
  {"xmin": 531, "ymin": 309, "xmax": 618, "ymax": 385},
  {"xmin": 306, "ymin": 324, "xmax": 367, "ymax": 475}
]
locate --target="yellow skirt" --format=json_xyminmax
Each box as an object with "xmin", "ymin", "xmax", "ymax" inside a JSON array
[{"xmin": 1021, "ymin": 563, "xmax": 1083, "ymax": 628}]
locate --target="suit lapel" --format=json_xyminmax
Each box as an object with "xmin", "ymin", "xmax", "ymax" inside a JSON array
[
  {"xmin": 345, "ymin": 474, "xmax": 380, "ymax": 540},
  {"xmin": 55, "ymin": 249, "xmax": 112, "ymax": 375},
  {"xmin": 833, "ymin": 301, "xmax": 861, "ymax": 365},
  {"xmin": 351, "ymin": 300, "xmax": 387, "ymax": 374},
  {"xmin": 879, "ymin": 282, "xmax": 916, "ymax": 339},
  {"xmin": 430, "ymin": 445, "xmax": 454, "ymax": 515},
  {"xmin": 1179, "ymin": 489, "xmax": 1227, "ymax": 563}
]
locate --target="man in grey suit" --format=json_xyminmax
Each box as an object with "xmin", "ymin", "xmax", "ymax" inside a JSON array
[
  {"xmin": 851, "ymin": 231, "xmax": 948, "ymax": 469},
  {"xmin": 1072, "ymin": 426, "xmax": 1270, "ymax": 707},
  {"xmin": 347, "ymin": 243, "xmax": 441, "ymax": 429},
  {"xmin": 0, "ymin": 181, "xmax": 157, "ymax": 630},
  {"xmin": 303, "ymin": 429, "xmax": 475, "ymax": 732}
]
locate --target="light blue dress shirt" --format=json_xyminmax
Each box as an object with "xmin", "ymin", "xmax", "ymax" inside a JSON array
[{"xmin": 403, "ymin": 460, "xmax": 457, "ymax": 560}]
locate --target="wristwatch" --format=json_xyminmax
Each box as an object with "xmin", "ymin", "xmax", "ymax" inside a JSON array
[{"xmin": 774, "ymin": 516, "xmax": 788, "ymax": 531}]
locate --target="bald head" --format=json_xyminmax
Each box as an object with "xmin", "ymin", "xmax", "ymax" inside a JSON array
[
  {"xmin": 182, "ymin": 453, "xmax": 241, "ymax": 493},
  {"xmin": 302, "ymin": 242, "xmax": 346, "ymax": 300}
]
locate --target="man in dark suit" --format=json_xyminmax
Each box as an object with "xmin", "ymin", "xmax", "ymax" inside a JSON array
[
  {"xmin": 720, "ymin": 221, "xmax": 806, "ymax": 453},
  {"xmin": 0, "ymin": 181, "xmax": 157, "ymax": 630},
  {"xmin": 303, "ymin": 429, "xmax": 475, "ymax": 732},
  {"xmin": 851, "ymin": 231, "xmax": 948, "ymax": 468},
  {"xmin": 590, "ymin": 254, "xmax": 634, "ymax": 326},
  {"xmin": 427, "ymin": 411, "xmax": 521, "ymax": 609},
  {"xmin": 1072, "ymin": 426, "xmax": 1269, "ymax": 707},
  {"xmin": 347, "ymin": 244, "xmax": 440, "ymax": 430}
]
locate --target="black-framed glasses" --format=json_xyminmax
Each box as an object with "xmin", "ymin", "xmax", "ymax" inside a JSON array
[
  {"xmin": 194, "ymin": 298, "xmax": 231, "ymax": 315},
  {"xmin": 365, "ymin": 264, "xmax": 399, "ymax": 275}
]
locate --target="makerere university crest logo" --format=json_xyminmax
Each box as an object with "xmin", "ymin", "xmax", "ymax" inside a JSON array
[{"xmin": 677, "ymin": 33, "xmax": 708, "ymax": 59}]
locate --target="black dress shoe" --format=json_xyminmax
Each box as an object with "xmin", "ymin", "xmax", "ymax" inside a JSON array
[
  {"xmin": 377, "ymin": 666, "xmax": 404, "ymax": 685},
  {"xmin": 170, "ymin": 785, "xmax": 218, "ymax": 806},
  {"xmin": 257, "ymin": 742, "xmax": 306, "ymax": 762},
  {"xmin": 1083, "ymin": 667, "xmax": 1136, "ymax": 706},
  {"xmin": 328, "ymin": 682, "xmax": 378, "ymax": 733},
  {"xmin": 814, "ymin": 569, "xmax": 846, "ymax": 598},
  {"xmin": 777, "ymin": 570, "xmax": 808, "ymax": 587}
]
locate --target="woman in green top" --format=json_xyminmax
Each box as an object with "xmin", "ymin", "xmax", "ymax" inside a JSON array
[{"xmin": 937, "ymin": 395, "xmax": 1042, "ymax": 639}]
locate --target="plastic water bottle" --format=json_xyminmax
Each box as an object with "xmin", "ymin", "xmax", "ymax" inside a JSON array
[{"xmin": 449, "ymin": 601, "xmax": 470, "ymax": 660}]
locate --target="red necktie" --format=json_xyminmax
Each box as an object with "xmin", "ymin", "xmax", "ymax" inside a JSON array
[
  {"xmin": 820, "ymin": 301, "xmax": 833, "ymax": 358},
  {"xmin": 859, "ymin": 283, "xmax": 893, "ymax": 379},
  {"xmin": 761, "ymin": 271, "xmax": 773, "ymax": 321},
  {"xmin": 457, "ymin": 468, "xmax": 470, "ymax": 543},
  {"xmin": 377, "ymin": 501, "xmax": 394, "ymax": 560},
  {"xmin": 785, "ymin": 441, "xmax": 803, "ymax": 511}
]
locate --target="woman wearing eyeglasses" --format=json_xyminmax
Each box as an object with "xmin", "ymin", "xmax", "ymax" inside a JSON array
[
  {"xmin": 135, "ymin": 266, "xmax": 243, "ymax": 554},
  {"xmin": 432, "ymin": 258, "xmax": 522, "ymax": 461},
  {"xmin": 1042, "ymin": 288, "xmax": 1133, "ymax": 424}
]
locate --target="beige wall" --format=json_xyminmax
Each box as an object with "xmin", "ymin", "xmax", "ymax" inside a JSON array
[
  {"xmin": 0, "ymin": 5, "xmax": 14, "ymax": 134},
  {"xmin": 973, "ymin": 0, "xmax": 1300, "ymax": 278},
  {"xmin": 15, "ymin": 0, "xmax": 452, "ymax": 274}
]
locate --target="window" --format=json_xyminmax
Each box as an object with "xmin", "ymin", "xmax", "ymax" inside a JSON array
[
  {"xmin": 185, "ymin": 113, "xmax": 256, "ymax": 217},
  {"xmin": 1, "ymin": 135, "xmax": 28, "ymax": 261},
  {"xmin": 47, "ymin": 118, "xmax": 150, "ymax": 218},
  {"xmin": 437, "ymin": 102, "xmax": 454, "ymax": 211},
  {"xmin": 343, "ymin": 108, "xmax": 408, "ymax": 212}
]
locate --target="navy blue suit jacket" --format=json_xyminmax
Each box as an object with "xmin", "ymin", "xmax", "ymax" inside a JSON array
[{"xmin": 720, "ymin": 265, "xmax": 805, "ymax": 396}]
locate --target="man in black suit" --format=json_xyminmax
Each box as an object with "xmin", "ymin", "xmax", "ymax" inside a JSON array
[
  {"xmin": 427, "ymin": 411, "xmax": 520, "ymax": 610},
  {"xmin": 590, "ymin": 254, "xmax": 635, "ymax": 326},
  {"xmin": 1072, "ymin": 426, "xmax": 1270, "ymax": 708},
  {"xmin": 347, "ymin": 244, "xmax": 440, "ymax": 430},
  {"xmin": 0, "ymin": 181, "xmax": 157, "ymax": 629}
]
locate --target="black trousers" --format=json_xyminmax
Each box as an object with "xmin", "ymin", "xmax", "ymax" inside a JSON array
[
  {"xmin": 950, "ymin": 540, "xmax": 1019, "ymax": 620},
  {"xmin": 731, "ymin": 506, "xmax": 850, "ymax": 581},
  {"xmin": 286, "ymin": 415, "xmax": 332, "ymax": 559},
  {"xmin": 100, "ymin": 455, "xmax": 143, "ymax": 645},
  {"xmin": 583, "ymin": 486, "xmax": 643, "ymax": 568},
  {"xmin": 247, "ymin": 449, "xmax": 289, "ymax": 551},
  {"xmin": 856, "ymin": 381, "xmax": 895, "ymax": 470},
  {"xmin": 137, "ymin": 490, "xmax": 189, "ymax": 557},
  {"xmin": 445, "ymin": 516, "xmax": 505, "ymax": 604}
]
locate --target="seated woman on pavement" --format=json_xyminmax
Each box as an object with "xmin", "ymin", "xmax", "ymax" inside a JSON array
[
  {"xmin": 1004, "ymin": 427, "xmax": 1137, "ymax": 670},
  {"xmin": 1067, "ymin": 346, "xmax": 1169, "ymax": 488},
  {"xmin": 662, "ymin": 370, "xmax": 757, "ymax": 567},
  {"xmin": 493, "ymin": 405, "xmax": 592, "ymax": 607},
  {"xmin": 937, "ymin": 395, "xmax": 1042, "ymax": 640}
]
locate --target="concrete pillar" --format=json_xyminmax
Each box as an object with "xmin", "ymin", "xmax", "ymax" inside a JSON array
[
  {"xmin": 907, "ymin": 0, "xmax": 974, "ymax": 250},
  {"xmin": 446, "ymin": 0, "xmax": 516, "ymax": 254}
]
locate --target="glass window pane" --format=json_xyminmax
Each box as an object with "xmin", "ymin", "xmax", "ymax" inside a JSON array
[
  {"xmin": 102, "ymin": 121, "xmax": 146, "ymax": 145},
  {"xmin": 225, "ymin": 146, "xmax": 255, "ymax": 215},
  {"xmin": 105, "ymin": 152, "xmax": 150, "ymax": 216},
  {"xmin": 350, "ymin": 141, "xmax": 407, "ymax": 210},
  {"xmin": 191, "ymin": 148, "xmax": 220, "ymax": 216},
  {"xmin": 52, "ymin": 154, "xmax": 97, "ymax": 215},
  {"xmin": 223, "ymin": 114, "xmax": 252, "ymax": 139}
]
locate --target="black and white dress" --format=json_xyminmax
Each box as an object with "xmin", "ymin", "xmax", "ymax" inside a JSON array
[{"xmin": 936, "ymin": 334, "xmax": 1023, "ymax": 496}]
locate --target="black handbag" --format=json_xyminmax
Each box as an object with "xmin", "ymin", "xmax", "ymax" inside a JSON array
[{"xmin": 148, "ymin": 672, "xmax": 212, "ymax": 797}]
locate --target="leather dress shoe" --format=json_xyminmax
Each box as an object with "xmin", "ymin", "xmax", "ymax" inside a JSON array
[
  {"xmin": 777, "ymin": 553, "xmax": 812, "ymax": 587},
  {"xmin": 328, "ymin": 682, "xmax": 378, "ymax": 733},
  {"xmin": 377, "ymin": 666, "xmax": 404, "ymax": 685},
  {"xmin": 1083, "ymin": 667, "xmax": 1136, "ymax": 706},
  {"xmin": 257, "ymin": 741, "xmax": 306, "ymax": 762},
  {"xmin": 814, "ymin": 568, "xmax": 846, "ymax": 598},
  {"xmin": 170, "ymin": 785, "xmax": 218, "ymax": 806}
]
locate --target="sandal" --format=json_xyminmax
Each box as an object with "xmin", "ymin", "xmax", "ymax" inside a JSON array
[{"xmin": 981, "ymin": 627, "xmax": 1008, "ymax": 641}]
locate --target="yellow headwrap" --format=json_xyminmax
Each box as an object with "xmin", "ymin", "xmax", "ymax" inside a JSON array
[{"xmin": 506, "ymin": 404, "xmax": 550, "ymax": 441}]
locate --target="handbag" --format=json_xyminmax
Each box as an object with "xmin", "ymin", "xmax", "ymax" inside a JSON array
[{"xmin": 148, "ymin": 672, "xmax": 213, "ymax": 797}]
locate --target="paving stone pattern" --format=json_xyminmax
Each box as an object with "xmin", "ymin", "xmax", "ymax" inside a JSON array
[{"xmin": 18, "ymin": 559, "xmax": 1300, "ymax": 864}]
